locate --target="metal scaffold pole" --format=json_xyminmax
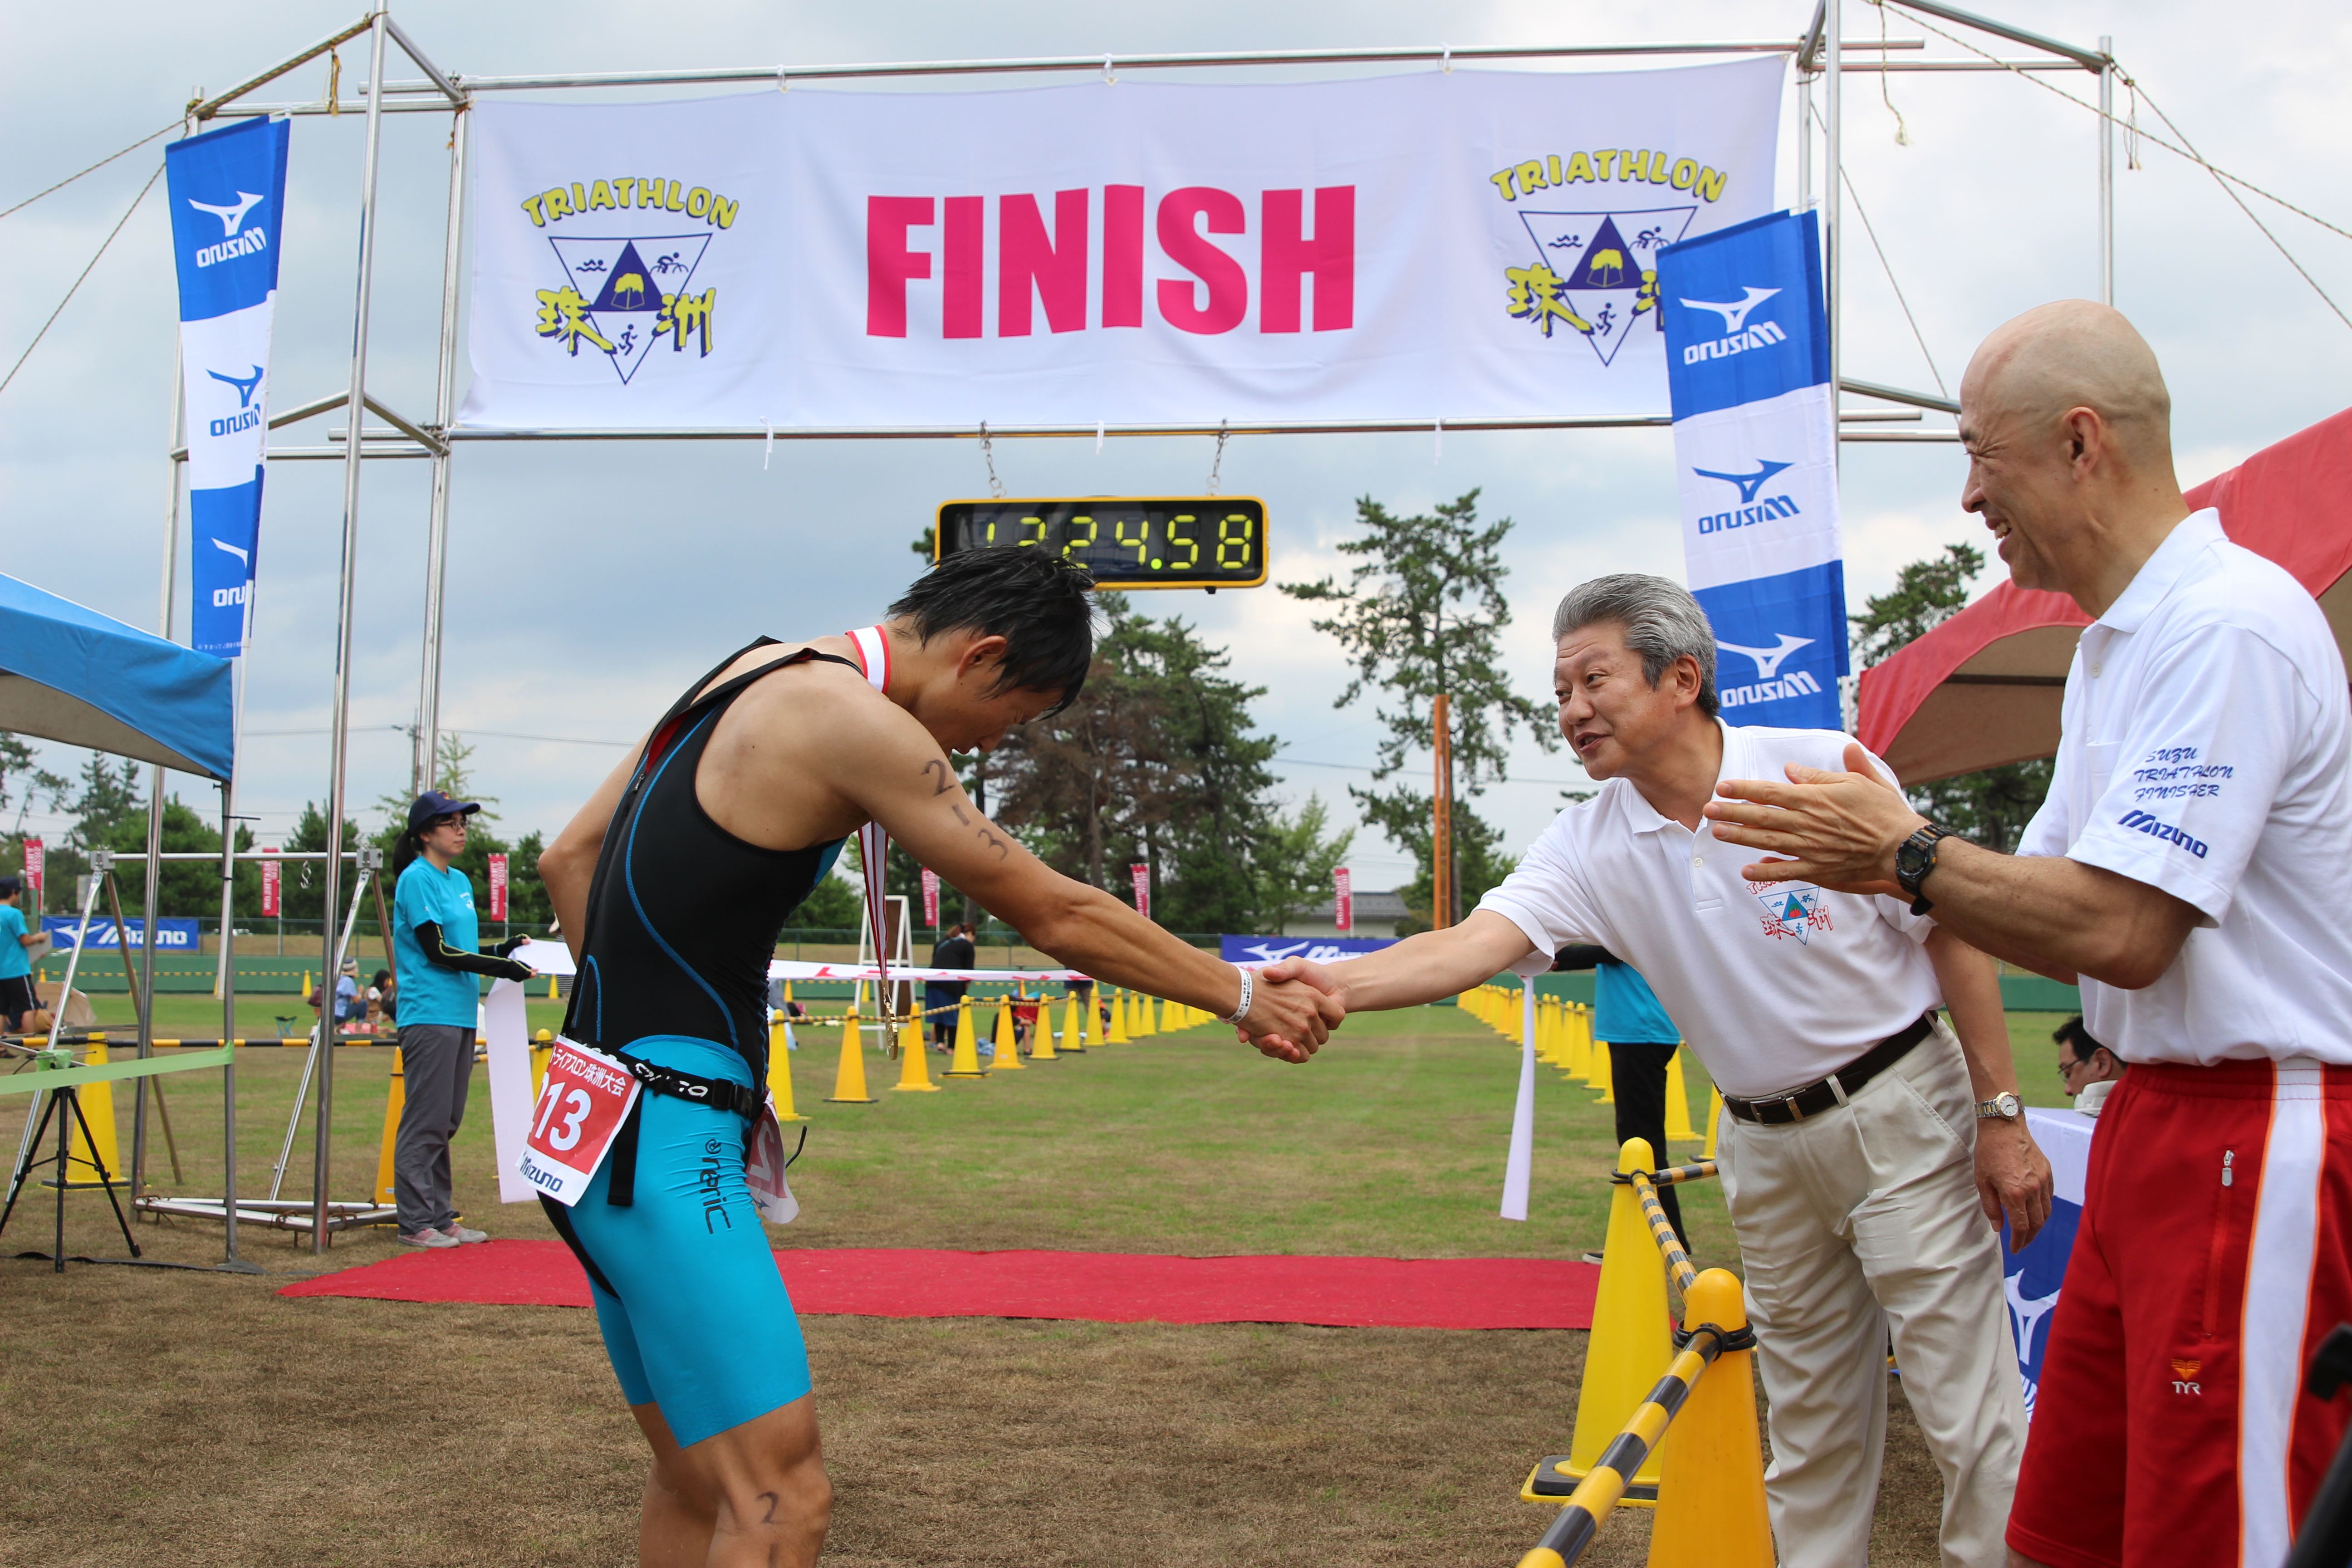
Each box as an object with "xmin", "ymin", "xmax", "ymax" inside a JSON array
[{"xmin": 313, "ymin": 7, "xmax": 391, "ymax": 1253}]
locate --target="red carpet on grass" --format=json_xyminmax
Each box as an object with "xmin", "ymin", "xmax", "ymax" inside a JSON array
[{"xmin": 279, "ymin": 1240, "xmax": 1597, "ymax": 1330}]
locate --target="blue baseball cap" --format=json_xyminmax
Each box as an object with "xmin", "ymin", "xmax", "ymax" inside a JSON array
[{"xmin": 407, "ymin": 790, "xmax": 481, "ymax": 832}]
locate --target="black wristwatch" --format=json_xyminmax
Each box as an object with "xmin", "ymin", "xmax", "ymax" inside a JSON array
[{"xmin": 1894, "ymin": 824, "xmax": 1952, "ymax": 915}]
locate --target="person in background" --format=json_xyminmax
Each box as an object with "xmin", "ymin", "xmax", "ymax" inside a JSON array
[
  {"xmin": 390, "ymin": 790, "xmax": 534, "ymax": 1249},
  {"xmin": 336, "ymin": 956, "xmax": 366, "ymax": 1032},
  {"xmin": 1552, "ymin": 943, "xmax": 1691, "ymax": 1247},
  {"xmin": 0, "ymin": 876, "xmax": 39, "ymax": 1034},
  {"xmin": 368, "ymin": 968, "xmax": 397, "ymax": 1033},
  {"xmin": 1012, "ymin": 984, "xmax": 1039, "ymax": 1053},
  {"xmin": 927, "ymin": 919, "xmax": 975, "ymax": 1051},
  {"xmin": 2053, "ymin": 1015, "xmax": 2123, "ymax": 1117}
]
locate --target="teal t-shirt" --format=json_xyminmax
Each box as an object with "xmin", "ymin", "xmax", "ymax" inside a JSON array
[
  {"xmin": 0, "ymin": 903, "xmax": 29, "ymax": 981},
  {"xmin": 392, "ymin": 859, "xmax": 482, "ymax": 1028},
  {"xmin": 1595, "ymin": 960, "xmax": 1679, "ymax": 1045}
]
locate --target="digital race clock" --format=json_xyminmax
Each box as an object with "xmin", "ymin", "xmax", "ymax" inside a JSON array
[{"xmin": 934, "ymin": 498, "xmax": 1269, "ymax": 590}]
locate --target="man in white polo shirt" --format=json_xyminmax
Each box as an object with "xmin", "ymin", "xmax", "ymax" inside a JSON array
[
  {"xmin": 1261, "ymin": 573, "xmax": 2051, "ymax": 1568},
  {"xmin": 1705, "ymin": 300, "xmax": 2352, "ymax": 1568}
]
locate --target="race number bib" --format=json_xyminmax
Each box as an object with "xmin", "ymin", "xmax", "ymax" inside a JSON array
[
  {"xmin": 744, "ymin": 1096, "xmax": 800, "ymax": 1225},
  {"xmin": 518, "ymin": 1037, "xmax": 642, "ymax": 1207}
]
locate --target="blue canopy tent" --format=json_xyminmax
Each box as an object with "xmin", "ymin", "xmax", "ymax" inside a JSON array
[
  {"xmin": 0, "ymin": 573, "xmax": 234, "ymax": 781},
  {"xmin": 0, "ymin": 571, "xmax": 255, "ymax": 1269}
]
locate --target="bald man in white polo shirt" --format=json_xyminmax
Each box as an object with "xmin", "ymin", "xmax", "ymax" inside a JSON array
[
  {"xmin": 1707, "ymin": 301, "xmax": 2352, "ymax": 1568},
  {"xmin": 1262, "ymin": 573, "xmax": 2051, "ymax": 1568}
]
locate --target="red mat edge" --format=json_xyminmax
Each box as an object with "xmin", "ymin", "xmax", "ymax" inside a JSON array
[{"xmin": 277, "ymin": 1240, "xmax": 1600, "ymax": 1331}]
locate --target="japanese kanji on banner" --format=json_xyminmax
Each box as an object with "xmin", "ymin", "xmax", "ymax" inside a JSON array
[{"xmin": 458, "ymin": 62, "xmax": 1781, "ymax": 431}]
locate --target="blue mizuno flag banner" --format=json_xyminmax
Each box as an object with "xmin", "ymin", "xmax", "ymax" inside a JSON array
[
  {"xmin": 1657, "ymin": 210, "xmax": 1847, "ymax": 729},
  {"xmin": 166, "ymin": 117, "xmax": 290, "ymax": 658}
]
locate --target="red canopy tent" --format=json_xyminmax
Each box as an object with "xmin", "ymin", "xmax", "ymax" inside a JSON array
[{"xmin": 1857, "ymin": 405, "xmax": 2352, "ymax": 784}]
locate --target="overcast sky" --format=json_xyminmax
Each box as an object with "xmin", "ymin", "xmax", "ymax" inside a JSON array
[{"xmin": 6, "ymin": 1, "xmax": 2349, "ymax": 901}]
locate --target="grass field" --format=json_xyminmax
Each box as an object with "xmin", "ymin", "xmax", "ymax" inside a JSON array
[{"xmin": 0, "ymin": 1004, "xmax": 2073, "ymax": 1565}]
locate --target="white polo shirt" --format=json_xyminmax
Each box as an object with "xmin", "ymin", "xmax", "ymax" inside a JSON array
[
  {"xmin": 1477, "ymin": 721, "xmax": 1941, "ymax": 1099},
  {"xmin": 2016, "ymin": 508, "xmax": 2352, "ymax": 1066}
]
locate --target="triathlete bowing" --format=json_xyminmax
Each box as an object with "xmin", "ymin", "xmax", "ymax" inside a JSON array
[{"xmin": 536, "ymin": 549, "xmax": 1340, "ymax": 1568}]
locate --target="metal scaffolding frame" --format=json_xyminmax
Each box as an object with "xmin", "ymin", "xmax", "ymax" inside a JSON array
[{"xmin": 154, "ymin": 1, "xmax": 2113, "ymax": 1252}]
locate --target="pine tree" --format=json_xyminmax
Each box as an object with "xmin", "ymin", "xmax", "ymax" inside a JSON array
[
  {"xmin": 1851, "ymin": 542, "xmax": 2054, "ymax": 853},
  {"xmin": 1282, "ymin": 489, "xmax": 1555, "ymax": 925}
]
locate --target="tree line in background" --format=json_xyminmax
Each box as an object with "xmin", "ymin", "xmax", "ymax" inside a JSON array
[{"xmin": 0, "ymin": 529, "xmax": 2051, "ymax": 942}]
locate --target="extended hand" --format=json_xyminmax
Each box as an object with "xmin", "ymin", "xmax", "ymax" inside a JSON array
[
  {"xmin": 1703, "ymin": 741, "xmax": 1925, "ymax": 894},
  {"xmin": 1975, "ymin": 1118, "xmax": 2054, "ymax": 1251},
  {"xmin": 1237, "ymin": 963, "xmax": 1346, "ymax": 1063}
]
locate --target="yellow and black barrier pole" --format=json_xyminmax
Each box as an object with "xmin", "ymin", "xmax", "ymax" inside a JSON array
[
  {"xmin": 1625, "ymin": 1167, "xmax": 1699, "ymax": 1296},
  {"xmin": 1516, "ymin": 1314, "xmax": 1733, "ymax": 1568}
]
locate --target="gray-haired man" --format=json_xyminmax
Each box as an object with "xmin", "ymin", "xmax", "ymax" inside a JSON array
[{"xmin": 1262, "ymin": 574, "xmax": 2048, "ymax": 1566}]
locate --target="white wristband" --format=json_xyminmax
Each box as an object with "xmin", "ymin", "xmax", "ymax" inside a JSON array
[{"xmin": 1221, "ymin": 965, "xmax": 1254, "ymax": 1025}]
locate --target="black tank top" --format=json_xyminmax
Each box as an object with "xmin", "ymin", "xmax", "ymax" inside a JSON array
[{"xmin": 564, "ymin": 639, "xmax": 858, "ymax": 1080}]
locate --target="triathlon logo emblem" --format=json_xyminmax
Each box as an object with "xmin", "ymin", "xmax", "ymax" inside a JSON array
[
  {"xmin": 1750, "ymin": 878, "xmax": 1833, "ymax": 944},
  {"xmin": 518, "ymin": 176, "xmax": 736, "ymax": 385},
  {"xmin": 1505, "ymin": 206, "xmax": 1697, "ymax": 364}
]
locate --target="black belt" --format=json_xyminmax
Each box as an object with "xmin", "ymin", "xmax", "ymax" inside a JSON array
[
  {"xmin": 1722, "ymin": 1013, "xmax": 1936, "ymax": 1126},
  {"xmin": 599, "ymin": 1048, "xmax": 765, "ymax": 1210}
]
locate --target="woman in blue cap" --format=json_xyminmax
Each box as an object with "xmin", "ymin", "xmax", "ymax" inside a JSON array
[{"xmin": 389, "ymin": 790, "xmax": 535, "ymax": 1248}]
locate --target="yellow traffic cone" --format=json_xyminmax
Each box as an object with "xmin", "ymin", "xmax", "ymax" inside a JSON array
[
  {"xmin": 66, "ymin": 1038, "xmax": 123, "ymax": 1187},
  {"xmin": 990, "ymin": 994, "xmax": 1024, "ymax": 1069},
  {"xmin": 374, "ymin": 1048, "xmax": 406, "ymax": 1203},
  {"xmin": 1646, "ymin": 1267, "xmax": 1774, "ymax": 1567},
  {"xmin": 1664, "ymin": 1046, "xmax": 1699, "ymax": 1142},
  {"xmin": 769, "ymin": 1013, "xmax": 805, "ymax": 1121},
  {"xmin": 892, "ymin": 1015, "xmax": 940, "ymax": 1091},
  {"xmin": 1703, "ymin": 1088, "xmax": 1724, "ymax": 1161},
  {"xmin": 1553, "ymin": 1138, "xmax": 1672, "ymax": 1503},
  {"xmin": 301, "ymin": 970, "xmax": 314, "ymax": 1002},
  {"xmin": 943, "ymin": 996, "xmax": 986, "ymax": 1078},
  {"xmin": 1107, "ymin": 990, "xmax": 1131, "ymax": 1044},
  {"xmin": 546, "ymin": 972, "xmax": 558, "ymax": 1000},
  {"xmin": 1571, "ymin": 1004, "xmax": 1596, "ymax": 1081},
  {"xmin": 531, "ymin": 1029, "xmax": 554, "ymax": 1101},
  {"xmin": 1060, "ymin": 991, "xmax": 1086, "ymax": 1053},
  {"xmin": 1592, "ymin": 1035, "xmax": 1616, "ymax": 1103},
  {"xmin": 826, "ymin": 1007, "xmax": 875, "ymax": 1103}
]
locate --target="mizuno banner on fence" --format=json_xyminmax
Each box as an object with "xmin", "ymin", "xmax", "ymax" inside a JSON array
[
  {"xmin": 457, "ymin": 63, "xmax": 1781, "ymax": 431},
  {"xmin": 166, "ymin": 117, "xmax": 290, "ymax": 658},
  {"xmin": 1657, "ymin": 210, "xmax": 1847, "ymax": 729}
]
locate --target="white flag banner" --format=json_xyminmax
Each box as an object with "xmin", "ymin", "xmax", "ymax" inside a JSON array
[{"xmin": 458, "ymin": 62, "xmax": 1782, "ymax": 431}]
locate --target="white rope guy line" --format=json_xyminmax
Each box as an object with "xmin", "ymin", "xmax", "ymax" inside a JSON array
[
  {"xmin": 0, "ymin": 120, "xmax": 179, "ymax": 222},
  {"xmin": 1812, "ymin": 101, "xmax": 1949, "ymax": 398},
  {"xmin": 1881, "ymin": 1, "xmax": 2352, "ymax": 250},
  {"xmin": 0, "ymin": 161, "xmax": 164, "ymax": 399}
]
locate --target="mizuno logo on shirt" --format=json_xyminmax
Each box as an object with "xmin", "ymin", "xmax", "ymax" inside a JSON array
[{"xmin": 2118, "ymin": 809, "xmax": 2209, "ymax": 859}]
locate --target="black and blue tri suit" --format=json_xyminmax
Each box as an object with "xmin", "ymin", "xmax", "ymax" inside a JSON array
[{"xmin": 546, "ymin": 640, "xmax": 856, "ymax": 1445}]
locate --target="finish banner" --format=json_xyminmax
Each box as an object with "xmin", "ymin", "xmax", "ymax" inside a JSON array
[
  {"xmin": 1658, "ymin": 209, "xmax": 1847, "ymax": 729},
  {"xmin": 165, "ymin": 117, "xmax": 290, "ymax": 657},
  {"xmin": 458, "ymin": 62, "xmax": 1781, "ymax": 431}
]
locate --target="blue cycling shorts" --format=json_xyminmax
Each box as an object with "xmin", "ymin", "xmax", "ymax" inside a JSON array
[{"xmin": 541, "ymin": 1035, "xmax": 812, "ymax": 1448}]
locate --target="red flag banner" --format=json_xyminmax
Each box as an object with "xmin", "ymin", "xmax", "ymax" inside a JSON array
[
  {"xmin": 22, "ymin": 838, "xmax": 42, "ymax": 893},
  {"xmin": 1333, "ymin": 867, "xmax": 1353, "ymax": 932},
  {"xmin": 488, "ymin": 853, "xmax": 510, "ymax": 922},
  {"xmin": 920, "ymin": 867, "xmax": 941, "ymax": 927},
  {"xmin": 260, "ymin": 847, "xmax": 281, "ymax": 917},
  {"xmin": 1129, "ymin": 863, "xmax": 1151, "ymax": 922}
]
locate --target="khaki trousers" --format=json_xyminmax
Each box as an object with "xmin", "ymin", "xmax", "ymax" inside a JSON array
[{"xmin": 1715, "ymin": 1019, "xmax": 2025, "ymax": 1568}]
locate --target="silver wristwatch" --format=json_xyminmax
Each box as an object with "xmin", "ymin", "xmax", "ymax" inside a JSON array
[{"xmin": 1974, "ymin": 1092, "xmax": 2022, "ymax": 1122}]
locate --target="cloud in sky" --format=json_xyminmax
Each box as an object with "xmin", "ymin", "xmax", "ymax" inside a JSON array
[{"xmin": 5, "ymin": 0, "xmax": 2349, "ymax": 896}]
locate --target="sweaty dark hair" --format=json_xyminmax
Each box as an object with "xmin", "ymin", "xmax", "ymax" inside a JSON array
[{"xmin": 888, "ymin": 548, "xmax": 1099, "ymax": 714}]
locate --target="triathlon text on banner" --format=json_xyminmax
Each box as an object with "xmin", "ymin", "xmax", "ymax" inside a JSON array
[
  {"xmin": 1129, "ymin": 863, "xmax": 1151, "ymax": 921},
  {"xmin": 920, "ymin": 867, "xmax": 940, "ymax": 928},
  {"xmin": 165, "ymin": 117, "xmax": 290, "ymax": 657},
  {"xmin": 459, "ymin": 63, "xmax": 1780, "ymax": 431},
  {"xmin": 260, "ymin": 847, "xmax": 280, "ymax": 918},
  {"xmin": 1333, "ymin": 867, "xmax": 1353, "ymax": 932},
  {"xmin": 488, "ymin": 853, "xmax": 509, "ymax": 922},
  {"xmin": 1657, "ymin": 210, "xmax": 1847, "ymax": 729}
]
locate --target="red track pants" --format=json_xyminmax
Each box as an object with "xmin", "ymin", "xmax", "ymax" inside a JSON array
[{"xmin": 2009, "ymin": 1059, "xmax": 2352, "ymax": 1568}]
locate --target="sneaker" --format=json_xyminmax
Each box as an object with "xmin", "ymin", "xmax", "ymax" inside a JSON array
[
  {"xmin": 400, "ymin": 1228, "xmax": 460, "ymax": 1249},
  {"xmin": 441, "ymin": 1224, "xmax": 487, "ymax": 1244}
]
